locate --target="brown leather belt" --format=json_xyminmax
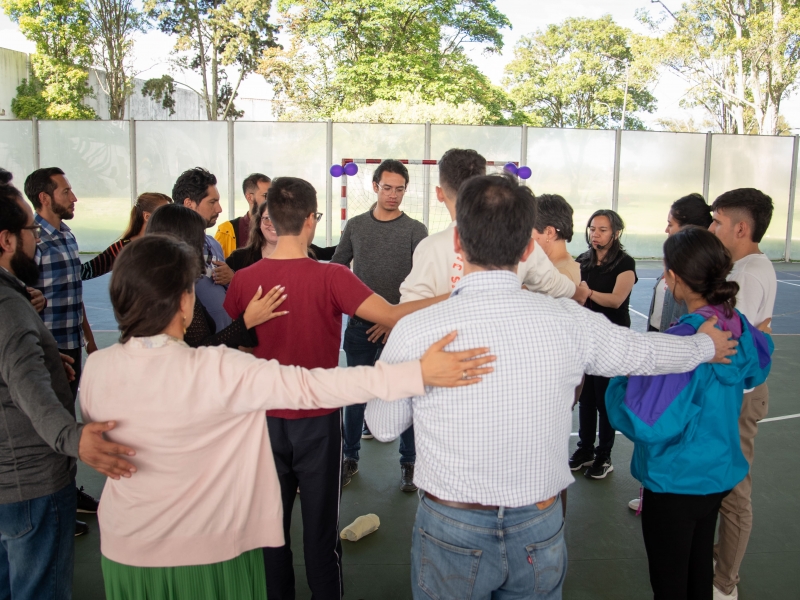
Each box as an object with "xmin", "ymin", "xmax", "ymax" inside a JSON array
[{"xmin": 424, "ymin": 492, "xmax": 557, "ymax": 512}]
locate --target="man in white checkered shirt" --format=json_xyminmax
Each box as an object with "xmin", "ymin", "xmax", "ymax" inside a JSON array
[{"xmin": 365, "ymin": 174, "xmax": 738, "ymax": 599}]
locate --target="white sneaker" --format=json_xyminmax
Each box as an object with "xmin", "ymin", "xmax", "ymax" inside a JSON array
[
  {"xmin": 712, "ymin": 584, "xmax": 738, "ymax": 599},
  {"xmin": 628, "ymin": 498, "xmax": 640, "ymax": 511}
]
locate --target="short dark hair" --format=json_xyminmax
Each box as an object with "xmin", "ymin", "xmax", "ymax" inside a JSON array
[
  {"xmin": 670, "ymin": 193, "xmax": 712, "ymax": 228},
  {"xmin": 266, "ymin": 177, "xmax": 317, "ymax": 236},
  {"xmin": 24, "ymin": 167, "xmax": 65, "ymax": 210},
  {"xmin": 438, "ymin": 149, "xmax": 486, "ymax": 197},
  {"xmin": 172, "ymin": 167, "xmax": 217, "ymax": 206},
  {"xmin": 145, "ymin": 203, "xmax": 207, "ymax": 273},
  {"xmin": 0, "ymin": 179, "xmax": 27, "ymax": 255},
  {"xmin": 456, "ymin": 173, "xmax": 536, "ymax": 269},
  {"xmin": 110, "ymin": 235, "xmax": 201, "ymax": 343},
  {"xmin": 534, "ymin": 194, "xmax": 575, "ymax": 242},
  {"xmin": 372, "ymin": 160, "xmax": 409, "ymax": 186},
  {"xmin": 664, "ymin": 226, "xmax": 739, "ymax": 317},
  {"xmin": 242, "ymin": 173, "xmax": 271, "ymax": 197},
  {"xmin": 711, "ymin": 188, "xmax": 773, "ymax": 243}
]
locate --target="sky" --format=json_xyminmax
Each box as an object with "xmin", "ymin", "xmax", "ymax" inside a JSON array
[{"xmin": 1, "ymin": 0, "xmax": 797, "ymax": 129}]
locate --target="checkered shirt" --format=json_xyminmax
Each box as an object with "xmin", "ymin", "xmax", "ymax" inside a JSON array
[
  {"xmin": 35, "ymin": 214, "xmax": 83, "ymax": 350},
  {"xmin": 365, "ymin": 270, "xmax": 715, "ymax": 508}
]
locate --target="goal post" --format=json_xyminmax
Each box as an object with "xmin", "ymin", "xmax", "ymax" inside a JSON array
[{"xmin": 334, "ymin": 159, "xmax": 520, "ymax": 234}]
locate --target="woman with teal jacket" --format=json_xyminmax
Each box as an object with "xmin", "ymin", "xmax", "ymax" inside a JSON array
[{"xmin": 606, "ymin": 226, "xmax": 773, "ymax": 600}]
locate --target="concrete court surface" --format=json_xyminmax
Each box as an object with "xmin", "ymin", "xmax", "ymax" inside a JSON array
[{"xmin": 70, "ymin": 260, "xmax": 800, "ymax": 599}]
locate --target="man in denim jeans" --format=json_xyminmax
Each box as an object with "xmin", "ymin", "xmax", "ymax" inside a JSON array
[
  {"xmin": 366, "ymin": 173, "xmax": 739, "ymax": 598},
  {"xmin": 0, "ymin": 179, "xmax": 136, "ymax": 600},
  {"xmin": 330, "ymin": 160, "xmax": 427, "ymax": 491}
]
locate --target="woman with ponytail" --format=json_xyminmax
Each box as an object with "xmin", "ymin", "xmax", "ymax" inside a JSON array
[
  {"xmin": 80, "ymin": 193, "xmax": 172, "ymax": 280},
  {"xmin": 606, "ymin": 226, "xmax": 773, "ymax": 600}
]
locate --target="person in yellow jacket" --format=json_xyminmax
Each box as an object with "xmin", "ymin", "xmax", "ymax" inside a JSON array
[{"xmin": 215, "ymin": 173, "xmax": 271, "ymax": 257}]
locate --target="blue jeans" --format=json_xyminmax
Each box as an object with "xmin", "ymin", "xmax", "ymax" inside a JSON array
[
  {"xmin": 0, "ymin": 482, "xmax": 76, "ymax": 600},
  {"xmin": 411, "ymin": 494, "xmax": 567, "ymax": 600},
  {"xmin": 342, "ymin": 320, "xmax": 415, "ymax": 464}
]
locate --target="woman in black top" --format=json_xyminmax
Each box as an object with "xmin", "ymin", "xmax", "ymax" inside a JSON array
[
  {"xmin": 570, "ymin": 209, "xmax": 637, "ymax": 479},
  {"xmin": 146, "ymin": 204, "xmax": 286, "ymax": 348},
  {"xmin": 227, "ymin": 200, "xmax": 337, "ymax": 272}
]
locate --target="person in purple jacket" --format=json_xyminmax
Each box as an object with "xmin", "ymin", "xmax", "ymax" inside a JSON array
[{"xmin": 606, "ymin": 226, "xmax": 773, "ymax": 600}]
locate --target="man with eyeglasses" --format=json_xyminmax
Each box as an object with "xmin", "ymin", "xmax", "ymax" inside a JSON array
[
  {"xmin": 0, "ymin": 174, "xmax": 138, "ymax": 598},
  {"xmin": 215, "ymin": 173, "xmax": 272, "ymax": 258},
  {"xmin": 331, "ymin": 159, "xmax": 428, "ymax": 492}
]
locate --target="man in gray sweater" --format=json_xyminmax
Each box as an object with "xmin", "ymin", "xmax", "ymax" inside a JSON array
[
  {"xmin": 0, "ymin": 179, "xmax": 136, "ymax": 600},
  {"xmin": 331, "ymin": 159, "xmax": 428, "ymax": 492}
]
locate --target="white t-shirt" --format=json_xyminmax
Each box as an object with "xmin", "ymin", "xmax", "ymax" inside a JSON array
[
  {"xmin": 728, "ymin": 253, "xmax": 777, "ymax": 326},
  {"xmin": 398, "ymin": 221, "xmax": 577, "ymax": 302},
  {"xmin": 650, "ymin": 277, "xmax": 668, "ymax": 330}
]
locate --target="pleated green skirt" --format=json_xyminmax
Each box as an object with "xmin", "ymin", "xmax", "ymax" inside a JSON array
[{"xmin": 101, "ymin": 549, "xmax": 267, "ymax": 600}]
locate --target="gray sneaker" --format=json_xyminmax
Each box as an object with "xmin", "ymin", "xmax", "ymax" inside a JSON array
[{"xmin": 342, "ymin": 458, "xmax": 359, "ymax": 487}]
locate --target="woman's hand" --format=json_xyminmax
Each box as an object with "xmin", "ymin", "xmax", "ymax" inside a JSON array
[
  {"xmin": 756, "ymin": 318, "xmax": 772, "ymax": 334},
  {"xmin": 420, "ymin": 332, "xmax": 495, "ymax": 387},
  {"xmin": 243, "ymin": 285, "xmax": 289, "ymax": 329}
]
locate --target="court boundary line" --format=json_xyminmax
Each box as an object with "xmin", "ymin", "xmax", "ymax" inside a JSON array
[{"xmin": 570, "ymin": 413, "xmax": 799, "ymax": 436}]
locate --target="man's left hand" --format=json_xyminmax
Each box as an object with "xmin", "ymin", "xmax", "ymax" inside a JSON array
[
  {"xmin": 27, "ymin": 287, "xmax": 46, "ymax": 312},
  {"xmin": 367, "ymin": 323, "xmax": 391, "ymax": 344},
  {"xmin": 85, "ymin": 340, "xmax": 98, "ymax": 355},
  {"xmin": 59, "ymin": 353, "xmax": 76, "ymax": 382},
  {"xmin": 78, "ymin": 421, "xmax": 137, "ymax": 480},
  {"xmin": 212, "ymin": 261, "xmax": 234, "ymax": 286}
]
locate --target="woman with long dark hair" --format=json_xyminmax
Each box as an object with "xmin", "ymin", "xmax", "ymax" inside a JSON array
[
  {"xmin": 648, "ymin": 193, "xmax": 713, "ymax": 333},
  {"xmin": 146, "ymin": 204, "xmax": 286, "ymax": 349},
  {"xmin": 570, "ymin": 209, "xmax": 637, "ymax": 479},
  {"xmin": 606, "ymin": 226, "xmax": 772, "ymax": 600},
  {"xmin": 80, "ymin": 193, "xmax": 172, "ymax": 280}
]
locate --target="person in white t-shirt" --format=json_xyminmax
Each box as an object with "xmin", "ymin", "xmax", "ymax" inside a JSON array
[
  {"xmin": 709, "ymin": 187, "xmax": 777, "ymax": 600},
  {"xmin": 399, "ymin": 148, "xmax": 590, "ymax": 304}
]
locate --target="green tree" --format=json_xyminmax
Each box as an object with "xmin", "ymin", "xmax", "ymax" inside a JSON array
[
  {"xmin": 503, "ymin": 15, "xmax": 657, "ymax": 129},
  {"xmin": 88, "ymin": 0, "xmax": 146, "ymax": 120},
  {"xmin": 330, "ymin": 91, "xmax": 491, "ymax": 124},
  {"xmin": 2, "ymin": 0, "xmax": 97, "ymax": 119},
  {"xmin": 145, "ymin": 0, "xmax": 279, "ymax": 120},
  {"xmin": 260, "ymin": 0, "xmax": 521, "ymax": 123},
  {"xmin": 640, "ymin": 0, "xmax": 800, "ymax": 135}
]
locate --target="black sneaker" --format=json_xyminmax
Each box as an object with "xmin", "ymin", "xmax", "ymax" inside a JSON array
[
  {"xmin": 342, "ymin": 458, "xmax": 359, "ymax": 487},
  {"xmin": 584, "ymin": 456, "xmax": 614, "ymax": 479},
  {"xmin": 76, "ymin": 486, "xmax": 99, "ymax": 513},
  {"xmin": 75, "ymin": 520, "xmax": 89, "ymax": 537},
  {"xmin": 361, "ymin": 422, "xmax": 374, "ymax": 440},
  {"xmin": 568, "ymin": 447, "xmax": 595, "ymax": 471},
  {"xmin": 400, "ymin": 463, "xmax": 417, "ymax": 492}
]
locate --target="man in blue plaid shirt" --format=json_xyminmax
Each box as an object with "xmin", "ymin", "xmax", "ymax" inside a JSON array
[{"xmin": 24, "ymin": 167, "xmax": 100, "ymax": 532}]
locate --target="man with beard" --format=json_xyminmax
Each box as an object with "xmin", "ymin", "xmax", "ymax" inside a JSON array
[
  {"xmin": 0, "ymin": 178, "xmax": 138, "ymax": 599},
  {"xmin": 173, "ymin": 167, "xmax": 235, "ymax": 331},
  {"xmin": 23, "ymin": 167, "xmax": 101, "ymax": 534}
]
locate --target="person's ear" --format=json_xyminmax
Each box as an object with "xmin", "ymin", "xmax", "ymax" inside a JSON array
[
  {"xmin": 0, "ymin": 230, "xmax": 17, "ymax": 254},
  {"xmin": 520, "ymin": 237, "xmax": 536, "ymax": 262},
  {"xmin": 142, "ymin": 212, "xmax": 152, "ymax": 224},
  {"xmin": 182, "ymin": 198, "xmax": 194, "ymax": 209},
  {"xmin": 736, "ymin": 220, "xmax": 748, "ymax": 240},
  {"xmin": 435, "ymin": 186, "xmax": 446, "ymax": 204},
  {"xmin": 38, "ymin": 192, "xmax": 50, "ymax": 210},
  {"xmin": 372, "ymin": 181, "xmax": 380, "ymax": 193}
]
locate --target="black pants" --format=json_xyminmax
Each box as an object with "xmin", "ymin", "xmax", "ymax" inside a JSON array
[
  {"xmin": 641, "ymin": 488, "xmax": 730, "ymax": 600},
  {"xmin": 577, "ymin": 374, "xmax": 615, "ymax": 457},
  {"xmin": 263, "ymin": 411, "xmax": 344, "ymax": 600},
  {"xmin": 59, "ymin": 347, "xmax": 82, "ymax": 401}
]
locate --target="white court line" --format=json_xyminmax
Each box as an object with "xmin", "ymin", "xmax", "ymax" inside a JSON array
[
  {"xmin": 629, "ymin": 308, "xmax": 648, "ymax": 319},
  {"xmin": 570, "ymin": 412, "xmax": 799, "ymax": 435},
  {"xmin": 777, "ymin": 280, "xmax": 800, "ymax": 288}
]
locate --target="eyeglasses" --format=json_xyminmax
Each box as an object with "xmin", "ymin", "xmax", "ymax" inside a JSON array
[
  {"xmin": 261, "ymin": 216, "xmax": 272, "ymax": 224},
  {"xmin": 312, "ymin": 212, "xmax": 323, "ymax": 223},
  {"xmin": 21, "ymin": 225, "xmax": 41, "ymax": 238},
  {"xmin": 379, "ymin": 185, "xmax": 406, "ymax": 194}
]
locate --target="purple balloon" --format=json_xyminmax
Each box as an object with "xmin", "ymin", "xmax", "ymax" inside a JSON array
[
  {"xmin": 330, "ymin": 164, "xmax": 344, "ymax": 177},
  {"xmin": 504, "ymin": 162, "xmax": 518, "ymax": 175},
  {"xmin": 518, "ymin": 166, "xmax": 532, "ymax": 180},
  {"xmin": 344, "ymin": 162, "xmax": 359, "ymax": 176}
]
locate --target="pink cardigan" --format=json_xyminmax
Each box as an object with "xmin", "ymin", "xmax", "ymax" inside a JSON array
[{"xmin": 80, "ymin": 338, "xmax": 424, "ymax": 567}]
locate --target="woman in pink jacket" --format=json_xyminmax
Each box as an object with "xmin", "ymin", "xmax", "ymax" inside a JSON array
[{"xmin": 80, "ymin": 235, "xmax": 493, "ymax": 600}]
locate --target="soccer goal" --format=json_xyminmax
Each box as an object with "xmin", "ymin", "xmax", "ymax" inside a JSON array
[{"xmin": 330, "ymin": 159, "xmax": 528, "ymax": 235}]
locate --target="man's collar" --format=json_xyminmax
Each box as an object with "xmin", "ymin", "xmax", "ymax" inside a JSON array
[
  {"xmin": 450, "ymin": 269, "xmax": 519, "ymax": 296},
  {"xmin": 35, "ymin": 213, "xmax": 70, "ymax": 234}
]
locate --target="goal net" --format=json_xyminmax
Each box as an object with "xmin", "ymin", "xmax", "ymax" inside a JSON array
[{"xmin": 336, "ymin": 159, "xmax": 518, "ymax": 235}]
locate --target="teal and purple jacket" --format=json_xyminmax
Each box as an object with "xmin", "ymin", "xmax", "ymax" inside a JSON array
[{"xmin": 606, "ymin": 305, "xmax": 773, "ymax": 495}]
